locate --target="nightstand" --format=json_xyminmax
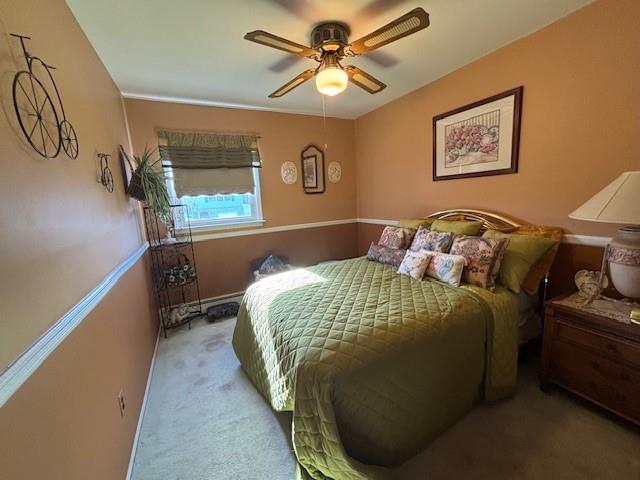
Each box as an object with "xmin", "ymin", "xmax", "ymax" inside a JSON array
[{"xmin": 540, "ymin": 293, "xmax": 640, "ymax": 426}]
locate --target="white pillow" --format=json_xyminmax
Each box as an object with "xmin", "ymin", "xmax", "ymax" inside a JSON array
[
  {"xmin": 397, "ymin": 250, "xmax": 433, "ymax": 280},
  {"xmin": 425, "ymin": 252, "xmax": 467, "ymax": 286}
]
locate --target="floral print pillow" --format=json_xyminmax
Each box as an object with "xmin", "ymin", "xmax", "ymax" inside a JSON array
[
  {"xmin": 409, "ymin": 227, "xmax": 454, "ymax": 253},
  {"xmin": 425, "ymin": 253, "xmax": 467, "ymax": 286},
  {"xmin": 449, "ymin": 236, "xmax": 509, "ymax": 291},
  {"xmin": 378, "ymin": 226, "xmax": 416, "ymax": 249},
  {"xmin": 397, "ymin": 250, "xmax": 433, "ymax": 280},
  {"xmin": 367, "ymin": 243, "xmax": 407, "ymax": 268}
]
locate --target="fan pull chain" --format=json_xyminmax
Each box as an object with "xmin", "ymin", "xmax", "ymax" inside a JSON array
[{"xmin": 321, "ymin": 94, "xmax": 328, "ymax": 151}]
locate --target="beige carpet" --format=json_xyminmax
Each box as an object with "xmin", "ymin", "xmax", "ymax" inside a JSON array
[{"xmin": 131, "ymin": 317, "xmax": 640, "ymax": 480}]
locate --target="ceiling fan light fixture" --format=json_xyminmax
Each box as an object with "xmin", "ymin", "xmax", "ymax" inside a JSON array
[{"xmin": 315, "ymin": 66, "xmax": 348, "ymax": 96}]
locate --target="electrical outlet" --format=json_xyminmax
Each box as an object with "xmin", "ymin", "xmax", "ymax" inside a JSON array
[{"xmin": 117, "ymin": 390, "xmax": 126, "ymax": 417}]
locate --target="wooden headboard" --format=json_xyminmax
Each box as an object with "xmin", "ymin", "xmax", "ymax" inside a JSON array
[{"xmin": 427, "ymin": 209, "xmax": 520, "ymax": 233}]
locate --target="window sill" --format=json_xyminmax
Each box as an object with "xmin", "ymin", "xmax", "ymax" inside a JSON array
[{"xmin": 176, "ymin": 218, "xmax": 266, "ymax": 237}]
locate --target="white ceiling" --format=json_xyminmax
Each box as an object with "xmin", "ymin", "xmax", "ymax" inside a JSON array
[{"xmin": 67, "ymin": 0, "xmax": 593, "ymax": 119}]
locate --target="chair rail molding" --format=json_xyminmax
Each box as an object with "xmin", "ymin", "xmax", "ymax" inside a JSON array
[{"xmin": 0, "ymin": 242, "xmax": 149, "ymax": 407}]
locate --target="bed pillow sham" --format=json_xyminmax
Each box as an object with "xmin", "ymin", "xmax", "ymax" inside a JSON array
[
  {"xmin": 430, "ymin": 219, "xmax": 483, "ymax": 236},
  {"xmin": 409, "ymin": 227, "xmax": 454, "ymax": 253},
  {"xmin": 483, "ymin": 230, "xmax": 556, "ymax": 293},
  {"xmin": 425, "ymin": 252, "xmax": 467, "ymax": 286},
  {"xmin": 367, "ymin": 243, "xmax": 407, "ymax": 268},
  {"xmin": 449, "ymin": 235, "xmax": 509, "ymax": 291},
  {"xmin": 378, "ymin": 226, "xmax": 416, "ymax": 249},
  {"xmin": 397, "ymin": 218, "xmax": 434, "ymax": 229},
  {"xmin": 397, "ymin": 250, "xmax": 433, "ymax": 280}
]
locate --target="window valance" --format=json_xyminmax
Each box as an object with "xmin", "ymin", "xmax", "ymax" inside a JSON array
[{"xmin": 158, "ymin": 130, "xmax": 261, "ymax": 169}]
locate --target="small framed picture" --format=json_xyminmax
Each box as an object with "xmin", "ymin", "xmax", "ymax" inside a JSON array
[
  {"xmin": 300, "ymin": 144, "xmax": 325, "ymax": 194},
  {"xmin": 433, "ymin": 86, "xmax": 523, "ymax": 181}
]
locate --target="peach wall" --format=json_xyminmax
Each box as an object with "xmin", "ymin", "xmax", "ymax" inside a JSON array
[
  {"xmin": 354, "ymin": 0, "xmax": 639, "ymax": 237},
  {"xmin": 124, "ymin": 98, "xmax": 357, "ymax": 228},
  {"xmin": 195, "ymin": 223, "xmax": 358, "ymax": 299},
  {"xmin": 0, "ymin": 0, "xmax": 146, "ymax": 369},
  {"xmin": 0, "ymin": 1, "xmax": 158, "ymax": 478},
  {"xmin": 0, "ymin": 256, "xmax": 157, "ymax": 480}
]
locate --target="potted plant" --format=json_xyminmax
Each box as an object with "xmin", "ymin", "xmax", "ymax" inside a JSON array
[{"xmin": 128, "ymin": 146, "xmax": 171, "ymax": 223}]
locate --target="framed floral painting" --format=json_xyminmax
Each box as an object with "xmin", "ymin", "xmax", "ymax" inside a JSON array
[{"xmin": 432, "ymin": 86, "xmax": 523, "ymax": 181}]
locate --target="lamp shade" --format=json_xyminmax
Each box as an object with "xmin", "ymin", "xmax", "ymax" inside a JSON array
[
  {"xmin": 569, "ymin": 171, "xmax": 640, "ymax": 224},
  {"xmin": 315, "ymin": 67, "xmax": 348, "ymax": 96}
]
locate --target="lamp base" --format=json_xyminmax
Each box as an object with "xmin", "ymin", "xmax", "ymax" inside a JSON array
[{"xmin": 608, "ymin": 225, "xmax": 640, "ymax": 301}]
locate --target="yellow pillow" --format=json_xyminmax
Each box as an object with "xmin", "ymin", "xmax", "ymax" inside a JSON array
[
  {"xmin": 515, "ymin": 226, "xmax": 563, "ymax": 295},
  {"xmin": 397, "ymin": 218, "xmax": 434, "ymax": 229},
  {"xmin": 483, "ymin": 230, "xmax": 556, "ymax": 293},
  {"xmin": 431, "ymin": 219, "xmax": 483, "ymax": 236}
]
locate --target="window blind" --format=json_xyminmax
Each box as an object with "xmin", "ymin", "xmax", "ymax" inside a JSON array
[
  {"xmin": 158, "ymin": 130, "xmax": 261, "ymax": 169},
  {"xmin": 158, "ymin": 130, "xmax": 261, "ymax": 197}
]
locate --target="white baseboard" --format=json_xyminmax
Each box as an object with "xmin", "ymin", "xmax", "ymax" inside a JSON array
[
  {"xmin": 125, "ymin": 330, "xmax": 159, "ymax": 480},
  {"xmin": 199, "ymin": 291, "xmax": 245, "ymax": 311}
]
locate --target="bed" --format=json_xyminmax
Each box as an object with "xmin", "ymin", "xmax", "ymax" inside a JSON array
[{"xmin": 232, "ymin": 210, "xmax": 560, "ymax": 480}]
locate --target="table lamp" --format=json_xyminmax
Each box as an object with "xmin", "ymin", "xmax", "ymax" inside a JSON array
[{"xmin": 569, "ymin": 171, "xmax": 640, "ymax": 322}]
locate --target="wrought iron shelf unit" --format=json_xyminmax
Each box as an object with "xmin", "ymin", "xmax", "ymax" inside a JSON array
[{"xmin": 143, "ymin": 205, "xmax": 203, "ymax": 337}]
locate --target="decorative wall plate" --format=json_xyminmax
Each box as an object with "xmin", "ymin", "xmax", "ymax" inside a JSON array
[
  {"xmin": 328, "ymin": 161, "xmax": 342, "ymax": 183},
  {"xmin": 281, "ymin": 161, "xmax": 297, "ymax": 184}
]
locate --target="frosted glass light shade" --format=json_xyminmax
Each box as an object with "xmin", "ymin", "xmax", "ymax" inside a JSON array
[
  {"xmin": 569, "ymin": 171, "xmax": 640, "ymax": 224},
  {"xmin": 315, "ymin": 67, "xmax": 348, "ymax": 96}
]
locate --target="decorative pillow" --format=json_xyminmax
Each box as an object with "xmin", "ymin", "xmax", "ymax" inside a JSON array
[
  {"xmin": 409, "ymin": 227, "xmax": 454, "ymax": 253},
  {"xmin": 425, "ymin": 253, "xmax": 467, "ymax": 286},
  {"xmin": 367, "ymin": 243, "xmax": 407, "ymax": 268},
  {"xmin": 397, "ymin": 250, "xmax": 433, "ymax": 280},
  {"xmin": 378, "ymin": 226, "xmax": 416, "ymax": 249},
  {"xmin": 397, "ymin": 218, "xmax": 434, "ymax": 229},
  {"xmin": 449, "ymin": 236, "xmax": 509, "ymax": 291},
  {"xmin": 483, "ymin": 230, "xmax": 556, "ymax": 293},
  {"xmin": 430, "ymin": 219, "xmax": 483, "ymax": 236}
]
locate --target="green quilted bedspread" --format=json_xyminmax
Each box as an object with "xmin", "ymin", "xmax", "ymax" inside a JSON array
[{"xmin": 232, "ymin": 257, "xmax": 518, "ymax": 480}]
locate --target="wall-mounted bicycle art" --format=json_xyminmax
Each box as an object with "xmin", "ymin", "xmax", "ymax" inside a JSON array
[
  {"xmin": 98, "ymin": 153, "xmax": 114, "ymax": 193},
  {"xmin": 10, "ymin": 33, "xmax": 78, "ymax": 159}
]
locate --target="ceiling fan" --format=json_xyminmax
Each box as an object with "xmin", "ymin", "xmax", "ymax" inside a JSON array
[{"xmin": 244, "ymin": 7, "xmax": 430, "ymax": 98}]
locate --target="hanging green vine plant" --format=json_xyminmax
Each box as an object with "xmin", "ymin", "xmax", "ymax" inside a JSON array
[{"xmin": 129, "ymin": 146, "xmax": 171, "ymax": 223}]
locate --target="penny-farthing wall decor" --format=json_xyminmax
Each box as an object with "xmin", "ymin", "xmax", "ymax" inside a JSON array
[
  {"xmin": 98, "ymin": 153, "xmax": 114, "ymax": 193},
  {"xmin": 10, "ymin": 33, "xmax": 78, "ymax": 159}
]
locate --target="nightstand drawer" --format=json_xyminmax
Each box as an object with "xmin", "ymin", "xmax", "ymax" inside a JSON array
[
  {"xmin": 551, "ymin": 340, "xmax": 640, "ymax": 422},
  {"xmin": 556, "ymin": 319, "xmax": 640, "ymax": 368}
]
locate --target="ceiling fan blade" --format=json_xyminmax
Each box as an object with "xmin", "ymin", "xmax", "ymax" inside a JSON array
[
  {"xmin": 269, "ymin": 55, "xmax": 303, "ymax": 73},
  {"xmin": 353, "ymin": 0, "xmax": 410, "ymax": 24},
  {"xmin": 364, "ymin": 50, "xmax": 398, "ymax": 68},
  {"xmin": 244, "ymin": 30, "xmax": 318, "ymax": 58},
  {"xmin": 344, "ymin": 66, "xmax": 386, "ymax": 94},
  {"xmin": 269, "ymin": 0, "xmax": 322, "ymax": 23},
  {"xmin": 345, "ymin": 8, "xmax": 430, "ymax": 56},
  {"xmin": 269, "ymin": 69, "xmax": 316, "ymax": 98}
]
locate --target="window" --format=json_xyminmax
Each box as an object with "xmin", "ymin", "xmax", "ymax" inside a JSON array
[{"xmin": 166, "ymin": 169, "xmax": 263, "ymax": 231}]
